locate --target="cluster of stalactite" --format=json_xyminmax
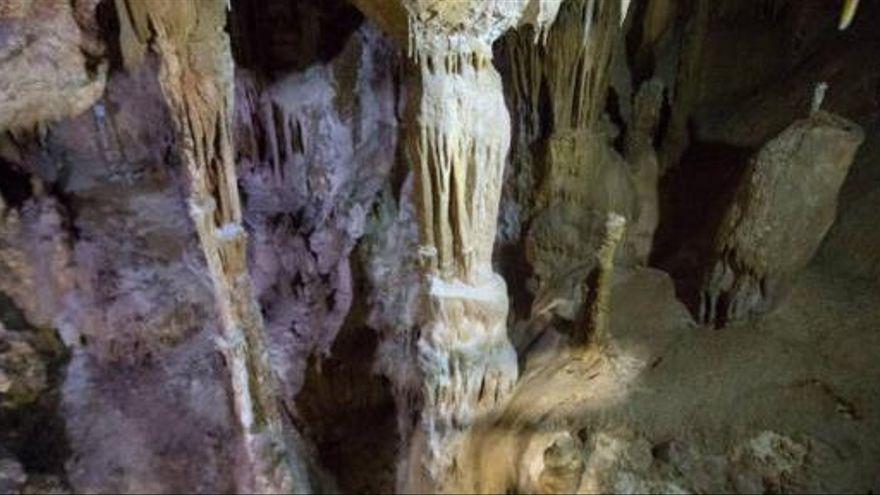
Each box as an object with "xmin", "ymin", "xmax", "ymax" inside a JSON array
[
  {"xmin": 401, "ymin": 33, "xmax": 519, "ymax": 495},
  {"xmin": 506, "ymin": 0, "xmax": 620, "ymax": 135}
]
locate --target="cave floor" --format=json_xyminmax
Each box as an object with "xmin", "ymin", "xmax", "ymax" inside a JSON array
[{"xmin": 462, "ymin": 264, "xmax": 880, "ymax": 493}]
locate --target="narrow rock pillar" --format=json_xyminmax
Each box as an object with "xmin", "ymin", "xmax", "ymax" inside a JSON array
[{"xmin": 113, "ymin": 1, "xmax": 299, "ymax": 492}]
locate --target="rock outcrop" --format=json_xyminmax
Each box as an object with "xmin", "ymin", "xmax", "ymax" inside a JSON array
[
  {"xmin": 0, "ymin": 0, "xmax": 106, "ymax": 132},
  {"xmin": 698, "ymin": 111, "xmax": 864, "ymax": 326},
  {"xmin": 113, "ymin": 1, "xmax": 303, "ymax": 491}
]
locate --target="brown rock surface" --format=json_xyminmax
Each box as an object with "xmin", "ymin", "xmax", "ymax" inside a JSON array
[
  {"xmin": 0, "ymin": 0, "xmax": 106, "ymax": 132},
  {"xmin": 698, "ymin": 111, "xmax": 864, "ymax": 325}
]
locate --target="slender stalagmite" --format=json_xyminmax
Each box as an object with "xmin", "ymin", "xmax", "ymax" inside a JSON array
[
  {"xmin": 580, "ymin": 213, "xmax": 626, "ymax": 354},
  {"xmin": 113, "ymin": 1, "xmax": 298, "ymax": 492}
]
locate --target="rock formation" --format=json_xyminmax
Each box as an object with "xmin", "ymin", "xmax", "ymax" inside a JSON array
[
  {"xmin": 0, "ymin": 0, "xmax": 878, "ymax": 493},
  {"xmin": 113, "ymin": 1, "xmax": 304, "ymax": 491},
  {"xmin": 0, "ymin": 0, "xmax": 107, "ymax": 132},
  {"xmin": 625, "ymin": 79, "xmax": 664, "ymax": 265},
  {"xmin": 348, "ymin": 1, "xmax": 567, "ymax": 490},
  {"xmin": 698, "ymin": 111, "xmax": 864, "ymax": 326}
]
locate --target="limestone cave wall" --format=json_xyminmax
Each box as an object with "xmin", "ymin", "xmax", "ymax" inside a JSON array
[{"xmin": 0, "ymin": 0, "xmax": 877, "ymax": 493}]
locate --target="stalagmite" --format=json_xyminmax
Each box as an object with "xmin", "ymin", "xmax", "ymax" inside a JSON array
[
  {"xmin": 112, "ymin": 1, "xmax": 300, "ymax": 492},
  {"xmin": 580, "ymin": 213, "xmax": 626, "ymax": 353},
  {"xmin": 626, "ymin": 78, "xmax": 665, "ymax": 264}
]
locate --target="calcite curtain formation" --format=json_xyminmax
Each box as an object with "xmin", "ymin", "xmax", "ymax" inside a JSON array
[
  {"xmin": 501, "ymin": 0, "xmax": 634, "ymax": 335},
  {"xmin": 112, "ymin": 1, "xmax": 299, "ymax": 493}
]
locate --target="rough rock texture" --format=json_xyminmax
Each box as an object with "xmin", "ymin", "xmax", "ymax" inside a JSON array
[
  {"xmin": 26, "ymin": 60, "xmax": 239, "ymax": 494},
  {"xmin": 0, "ymin": 0, "xmax": 107, "ymax": 132},
  {"xmin": 697, "ymin": 111, "xmax": 864, "ymax": 326},
  {"xmin": 463, "ymin": 266, "xmax": 880, "ymax": 494},
  {"xmin": 1, "ymin": 3, "xmax": 403, "ymax": 491},
  {"xmin": 235, "ymin": 24, "xmax": 399, "ymax": 404},
  {"xmin": 113, "ymin": 1, "xmax": 307, "ymax": 491},
  {"xmin": 0, "ymin": 0, "xmax": 878, "ymax": 493}
]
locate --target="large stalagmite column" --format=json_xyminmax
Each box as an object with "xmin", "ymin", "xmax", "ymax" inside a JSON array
[
  {"xmin": 352, "ymin": 0, "xmax": 561, "ymax": 490},
  {"xmin": 404, "ymin": 28, "xmax": 519, "ymax": 491},
  {"xmin": 113, "ymin": 1, "xmax": 300, "ymax": 493}
]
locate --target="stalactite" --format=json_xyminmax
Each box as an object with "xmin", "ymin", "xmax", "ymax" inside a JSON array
[
  {"xmin": 112, "ymin": 1, "xmax": 301, "ymax": 493},
  {"xmin": 839, "ymin": 0, "xmax": 860, "ymax": 29},
  {"xmin": 348, "ymin": 1, "xmax": 565, "ymax": 491},
  {"xmin": 499, "ymin": 1, "xmax": 635, "ymax": 337},
  {"xmin": 506, "ymin": 0, "xmax": 620, "ymax": 135},
  {"xmin": 660, "ymin": 0, "xmax": 709, "ymax": 172},
  {"xmin": 626, "ymin": 78, "xmax": 664, "ymax": 264},
  {"xmin": 620, "ymin": 0, "xmax": 632, "ymax": 25}
]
